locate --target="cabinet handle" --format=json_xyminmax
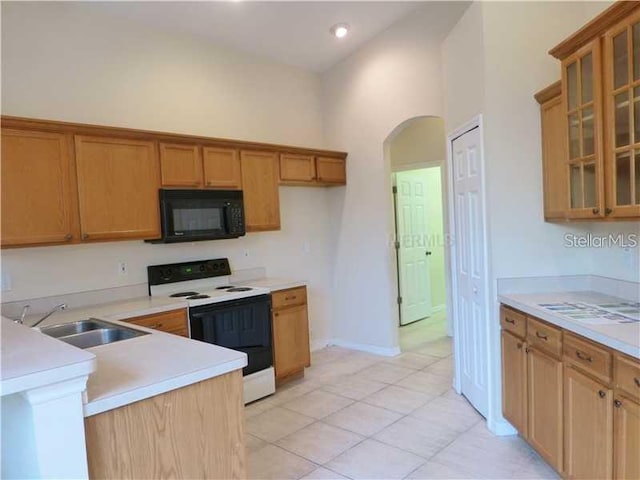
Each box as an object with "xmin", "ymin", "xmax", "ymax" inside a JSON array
[
  {"xmin": 535, "ymin": 331, "xmax": 548, "ymax": 341},
  {"xmin": 614, "ymin": 399, "xmax": 622, "ymax": 408},
  {"xmin": 81, "ymin": 233, "xmax": 89, "ymax": 240},
  {"xmin": 605, "ymin": 208, "xmax": 612, "ymax": 215},
  {"xmin": 592, "ymin": 208, "xmax": 600, "ymax": 215},
  {"xmin": 274, "ymin": 312, "xmax": 279, "ymax": 317},
  {"xmin": 575, "ymin": 350, "xmax": 593, "ymax": 363},
  {"xmin": 525, "ymin": 347, "xmax": 531, "ymax": 354},
  {"xmin": 65, "ymin": 234, "xmax": 73, "ymax": 241},
  {"xmin": 634, "ymin": 377, "xmax": 640, "ymax": 388},
  {"xmin": 516, "ymin": 342, "xmax": 523, "ymax": 349},
  {"xmin": 598, "ymin": 390, "xmax": 606, "ymax": 398},
  {"xmin": 150, "ymin": 323, "xmax": 163, "ymax": 329},
  {"xmin": 505, "ymin": 318, "xmax": 515, "ymax": 324}
]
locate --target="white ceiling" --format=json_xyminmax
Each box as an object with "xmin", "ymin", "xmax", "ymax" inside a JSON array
[{"xmin": 80, "ymin": 1, "xmax": 470, "ymax": 73}]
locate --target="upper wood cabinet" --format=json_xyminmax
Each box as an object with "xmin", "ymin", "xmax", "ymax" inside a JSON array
[
  {"xmin": 279, "ymin": 154, "xmax": 346, "ymax": 186},
  {"xmin": 240, "ymin": 151, "xmax": 280, "ymax": 232},
  {"xmin": 1, "ymin": 129, "xmax": 79, "ymax": 247},
  {"xmin": 539, "ymin": 2, "xmax": 640, "ymax": 221},
  {"xmin": 203, "ymin": 147, "xmax": 242, "ymax": 189},
  {"xmin": 75, "ymin": 136, "xmax": 161, "ymax": 241},
  {"xmin": 159, "ymin": 143, "xmax": 203, "ymax": 187}
]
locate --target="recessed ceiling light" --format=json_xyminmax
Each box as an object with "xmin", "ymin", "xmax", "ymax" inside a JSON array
[{"xmin": 330, "ymin": 23, "xmax": 349, "ymax": 39}]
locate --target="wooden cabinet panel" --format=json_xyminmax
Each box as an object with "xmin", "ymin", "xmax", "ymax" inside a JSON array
[
  {"xmin": 279, "ymin": 154, "xmax": 316, "ymax": 183},
  {"xmin": 563, "ymin": 331, "xmax": 612, "ymax": 384},
  {"xmin": 1, "ymin": 129, "xmax": 78, "ymax": 247},
  {"xmin": 501, "ymin": 331, "xmax": 528, "ymax": 436},
  {"xmin": 539, "ymin": 89, "xmax": 569, "ymax": 220},
  {"xmin": 240, "ymin": 151, "xmax": 280, "ymax": 231},
  {"xmin": 124, "ymin": 309, "xmax": 188, "ymax": 337},
  {"xmin": 316, "ymin": 157, "xmax": 346, "ymax": 185},
  {"xmin": 74, "ymin": 136, "xmax": 161, "ymax": 241},
  {"xmin": 613, "ymin": 396, "xmax": 640, "ymax": 480},
  {"xmin": 85, "ymin": 371, "xmax": 246, "ymax": 480},
  {"xmin": 159, "ymin": 143, "xmax": 202, "ymax": 187},
  {"xmin": 527, "ymin": 347, "xmax": 563, "ymax": 472},
  {"xmin": 272, "ymin": 287, "xmax": 307, "ymax": 310},
  {"xmin": 614, "ymin": 354, "xmax": 640, "ymax": 403},
  {"xmin": 500, "ymin": 305, "xmax": 527, "ymax": 338},
  {"xmin": 527, "ymin": 317, "xmax": 563, "ymax": 358},
  {"xmin": 203, "ymin": 147, "xmax": 242, "ymax": 189},
  {"xmin": 564, "ymin": 365, "xmax": 613, "ymax": 479},
  {"xmin": 273, "ymin": 304, "xmax": 310, "ymax": 379}
]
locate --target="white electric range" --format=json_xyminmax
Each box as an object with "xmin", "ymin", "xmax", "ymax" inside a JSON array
[{"xmin": 148, "ymin": 258, "xmax": 275, "ymax": 404}]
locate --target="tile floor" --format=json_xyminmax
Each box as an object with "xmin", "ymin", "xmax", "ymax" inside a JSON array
[{"xmin": 245, "ymin": 315, "xmax": 558, "ymax": 479}]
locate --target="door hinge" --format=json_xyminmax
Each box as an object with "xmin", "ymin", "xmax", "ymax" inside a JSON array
[
  {"xmin": 397, "ymin": 296, "xmax": 403, "ymax": 305},
  {"xmin": 394, "ymin": 241, "xmax": 400, "ymax": 250},
  {"xmin": 392, "ymin": 186, "xmax": 397, "ymax": 194}
]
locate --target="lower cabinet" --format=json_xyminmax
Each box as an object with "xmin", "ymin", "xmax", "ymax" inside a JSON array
[
  {"xmin": 271, "ymin": 286, "xmax": 311, "ymax": 385},
  {"xmin": 123, "ymin": 309, "xmax": 189, "ymax": 337},
  {"xmin": 84, "ymin": 371, "xmax": 246, "ymax": 479},
  {"xmin": 527, "ymin": 346, "xmax": 563, "ymax": 472},
  {"xmin": 500, "ymin": 304, "xmax": 640, "ymax": 480},
  {"xmin": 613, "ymin": 395, "xmax": 640, "ymax": 479},
  {"xmin": 564, "ymin": 365, "xmax": 613, "ymax": 479}
]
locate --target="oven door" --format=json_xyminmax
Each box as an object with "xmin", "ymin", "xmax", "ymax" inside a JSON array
[
  {"xmin": 158, "ymin": 189, "xmax": 243, "ymax": 242},
  {"xmin": 189, "ymin": 295, "xmax": 272, "ymax": 376}
]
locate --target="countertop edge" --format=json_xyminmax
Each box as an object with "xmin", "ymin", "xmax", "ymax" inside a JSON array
[
  {"xmin": 499, "ymin": 294, "xmax": 640, "ymax": 359},
  {"xmin": 83, "ymin": 357, "xmax": 247, "ymax": 417}
]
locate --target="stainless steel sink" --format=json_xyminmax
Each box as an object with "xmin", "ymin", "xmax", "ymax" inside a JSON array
[{"xmin": 38, "ymin": 319, "xmax": 149, "ymax": 349}]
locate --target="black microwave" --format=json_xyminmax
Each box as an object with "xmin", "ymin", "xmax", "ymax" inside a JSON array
[{"xmin": 148, "ymin": 189, "xmax": 246, "ymax": 243}]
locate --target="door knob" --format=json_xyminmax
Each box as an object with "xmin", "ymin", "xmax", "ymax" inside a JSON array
[{"xmin": 425, "ymin": 251, "xmax": 432, "ymax": 256}]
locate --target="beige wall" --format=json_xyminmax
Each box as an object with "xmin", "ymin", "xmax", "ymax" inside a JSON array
[
  {"xmin": 0, "ymin": 2, "xmax": 334, "ymax": 345},
  {"xmin": 389, "ymin": 117, "xmax": 446, "ymax": 169}
]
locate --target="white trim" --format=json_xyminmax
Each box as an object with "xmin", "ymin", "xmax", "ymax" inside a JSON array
[
  {"xmin": 488, "ymin": 418, "xmax": 518, "ymax": 437},
  {"xmin": 329, "ymin": 339, "xmax": 401, "ymax": 357},
  {"xmin": 445, "ymin": 114, "xmax": 494, "ymax": 417}
]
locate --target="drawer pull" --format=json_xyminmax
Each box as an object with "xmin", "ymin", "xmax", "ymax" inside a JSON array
[
  {"xmin": 516, "ymin": 342, "xmax": 523, "ymax": 349},
  {"xmin": 284, "ymin": 296, "xmax": 298, "ymax": 301},
  {"xmin": 505, "ymin": 318, "xmax": 515, "ymax": 324},
  {"xmin": 535, "ymin": 331, "xmax": 548, "ymax": 341},
  {"xmin": 575, "ymin": 350, "xmax": 593, "ymax": 363},
  {"xmin": 614, "ymin": 399, "xmax": 622, "ymax": 408},
  {"xmin": 598, "ymin": 390, "xmax": 606, "ymax": 398},
  {"xmin": 635, "ymin": 377, "xmax": 640, "ymax": 388},
  {"xmin": 525, "ymin": 347, "xmax": 531, "ymax": 354}
]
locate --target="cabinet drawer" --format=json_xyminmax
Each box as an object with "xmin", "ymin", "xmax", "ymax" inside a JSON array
[
  {"xmin": 272, "ymin": 286, "xmax": 307, "ymax": 309},
  {"xmin": 125, "ymin": 309, "xmax": 189, "ymax": 337},
  {"xmin": 526, "ymin": 317, "xmax": 562, "ymax": 357},
  {"xmin": 615, "ymin": 354, "xmax": 640, "ymax": 402},
  {"xmin": 563, "ymin": 332, "xmax": 612, "ymax": 384},
  {"xmin": 500, "ymin": 305, "xmax": 527, "ymax": 338}
]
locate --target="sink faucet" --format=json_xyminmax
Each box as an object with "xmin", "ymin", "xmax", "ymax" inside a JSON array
[{"xmin": 16, "ymin": 303, "xmax": 68, "ymax": 328}]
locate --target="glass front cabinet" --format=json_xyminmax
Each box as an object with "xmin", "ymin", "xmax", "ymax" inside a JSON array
[{"xmin": 541, "ymin": 3, "xmax": 640, "ymax": 221}]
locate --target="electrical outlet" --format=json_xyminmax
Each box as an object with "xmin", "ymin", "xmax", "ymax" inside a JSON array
[{"xmin": 118, "ymin": 261, "xmax": 128, "ymax": 276}]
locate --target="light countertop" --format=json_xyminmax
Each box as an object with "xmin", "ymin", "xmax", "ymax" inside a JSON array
[
  {"xmin": 238, "ymin": 277, "xmax": 307, "ymax": 292},
  {"xmin": 1, "ymin": 317, "xmax": 96, "ymax": 396},
  {"xmin": 499, "ymin": 291, "xmax": 640, "ymax": 359}
]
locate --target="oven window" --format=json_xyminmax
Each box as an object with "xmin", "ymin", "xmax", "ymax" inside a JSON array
[{"xmin": 173, "ymin": 208, "xmax": 222, "ymax": 232}]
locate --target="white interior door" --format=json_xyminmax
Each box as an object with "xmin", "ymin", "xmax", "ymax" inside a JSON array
[
  {"xmin": 395, "ymin": 170, "xmax": 432, "ymax": 326},
  {"xmin": 452, "ymin": 127, "xmax": 488, "ymax": 417}
]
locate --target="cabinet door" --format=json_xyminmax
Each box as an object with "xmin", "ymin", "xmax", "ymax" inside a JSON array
[
  {"xmin": 203, "ymin": 147, "xmax": 242, "ymax": 189},
  {"xmin": 501, "ymin": 331, "xmax": 528, "ymax": 436},
  {"xmin": 562, "ymin": 39, "xmax": 605, "ymax": 219},
  {"xmin": 1, "ymin": 129, "xmax": 78, "ymax": 247},
  {"xmin": 540, "ymin": 93, "xmax": 569, "ymax": 220},
  {"xmin": 614, "ymin": 396, "xmax": 640, "ymax": 480},
  {"xmin": 564, "ymin": 365, "xmax": 613, "ymax": 480},
  {"xmin": 604, "ymin": 10, "xmax": 640, "ymax": 218},
  {"xmin": 273, "ymin": 304, "xmax": 310, "ymax": 379},
  {"xmin": 240, "ymin": 151, "xmax": 280, "ymax": 231},
  {"xmin": 527, "ymin": 347, "xmax": 563, "ymax": 472},
  {"xmin": 159, "ymin": 143, "xmax": 202, "ymax": 187},
  {"xmin": 316, "ymin": 157, "xmax": 346, "ymax": 185},
  {"xmin": 75, "ymin": 136, "xmax": 161, "ymax": 241},
  {"xmin": 279, "ymin": 153, "xmax": 316, "ymax": 183}
]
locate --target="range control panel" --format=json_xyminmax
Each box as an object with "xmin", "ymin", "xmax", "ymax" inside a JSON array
[{"xmin": 147, "ymin": 258, "xmax": 232, "ymax": 286}]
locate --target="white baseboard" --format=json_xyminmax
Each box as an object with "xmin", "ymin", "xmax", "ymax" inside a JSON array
[
  {"xmin": 487, "ymin": 416, "xmax": 517, "ymax": 436},
  {"xmin": 310, "ymin": 338, "xmax": 330, "ymax": 352},
  {"xmin": 328, "ymin": 339, "xmax": 401, "ymax": 357}
]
